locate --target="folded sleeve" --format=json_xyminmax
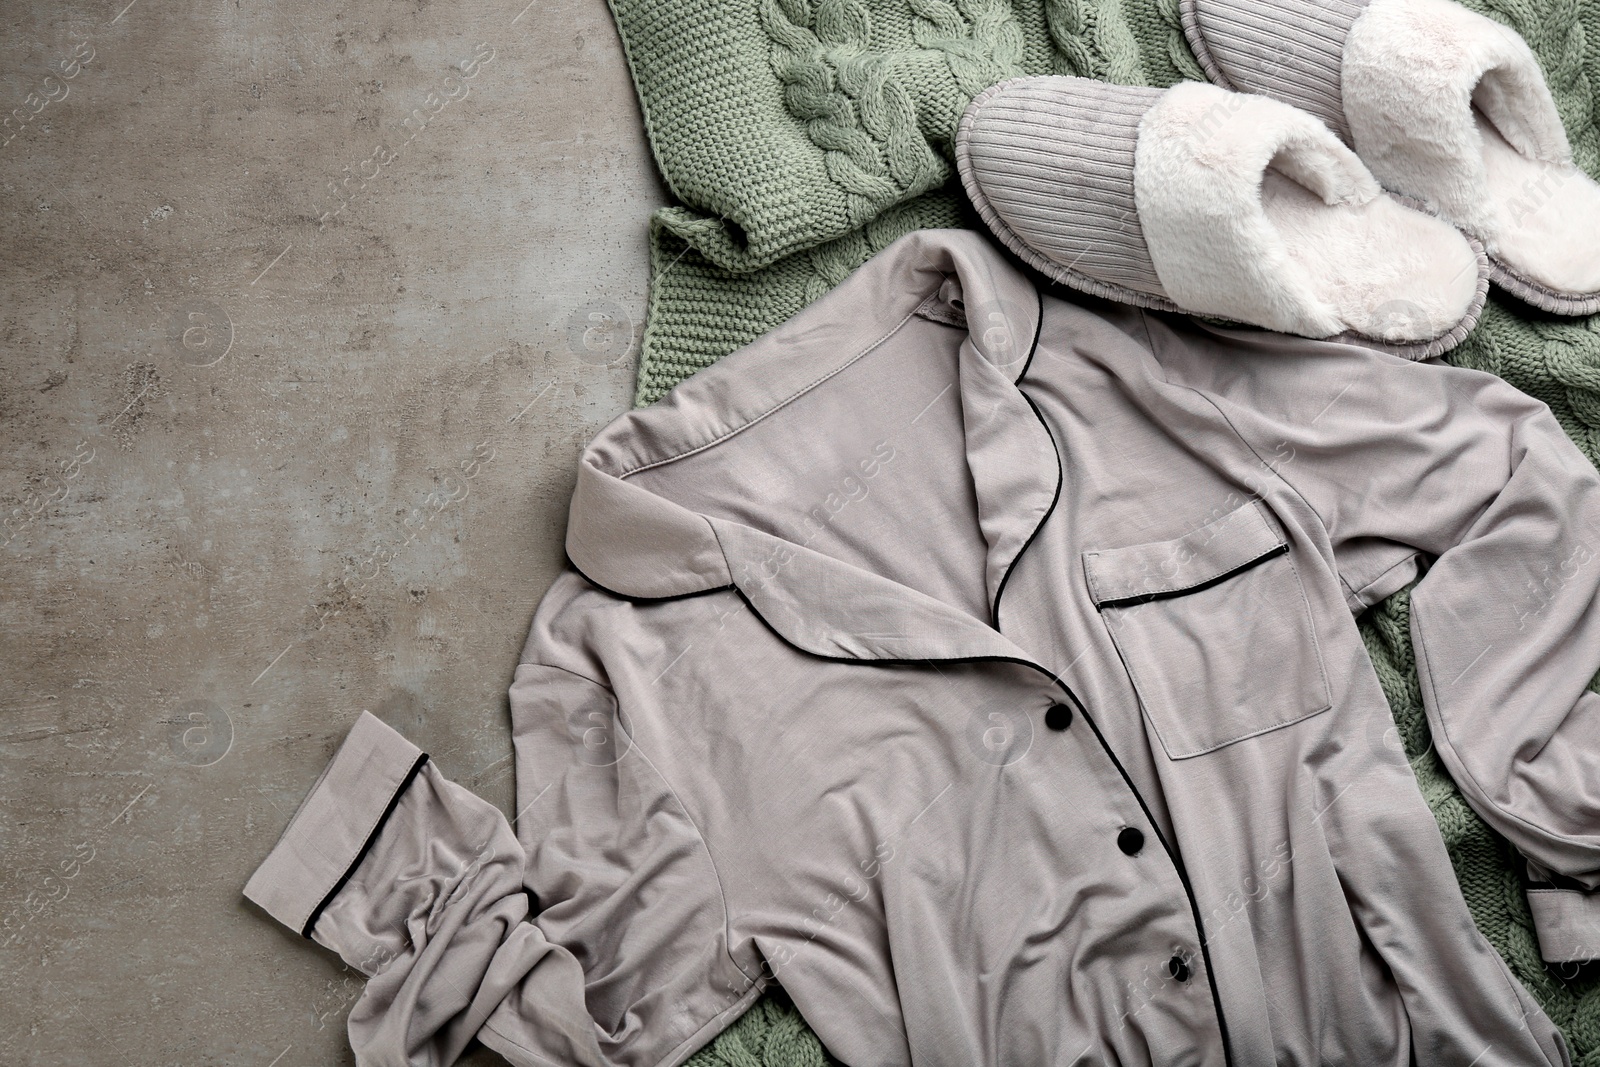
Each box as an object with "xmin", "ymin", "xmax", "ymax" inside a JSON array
[
  {"xmin": 501, "ymin": 661, "xmax": 765, "ymax": 1065},
  {"xmin": 244, "ymin": 700, "xmax": 753, "ymax": 1067},
  {"xmin": 1163, "ymin": 328, "xmax": 1600, "ymax": 963}
]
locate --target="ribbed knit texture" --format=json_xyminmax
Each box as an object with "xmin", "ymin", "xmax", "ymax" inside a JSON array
[
  {"xmin": 598, "ymin": 0, "xmax": 1600, "ymax": 1061},
  {"xmin": 1182, "ymin": 0, "xmax": 1369, "ymax": 139},
  {"xmin": 960, "ymin": 78, "xmax": 1173, "ymax": 297}
]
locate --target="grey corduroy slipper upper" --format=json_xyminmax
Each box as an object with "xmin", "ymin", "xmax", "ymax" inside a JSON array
[
  {"xmin": 1183, "ymin": 0, "xmax": 1600, "ymax": 316},
  {"xmin": 955, "ymin": 75, "xmax": 1490, "ymax": 359}
]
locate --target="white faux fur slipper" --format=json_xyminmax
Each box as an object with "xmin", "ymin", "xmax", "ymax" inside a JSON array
[
  {"xmin": 955, "ymin": 76, "xmax": 1487, "ymax": 356},
  {"xmin": 1183, "ymin": 0, "xmax": 1600, "ymax": 315}
]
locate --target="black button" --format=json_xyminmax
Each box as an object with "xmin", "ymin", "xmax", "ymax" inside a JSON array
[
  {"xmin": 1117, "ymin": 827, "xmax": 1145, "ymax": 856},
  {"xmin": 1044, "ymin": 702, "xmax": 1074, "ymax": 731},
  {"xmin": 1169, "ymin": 955, "xmax": 1191, "ymax": 982}
]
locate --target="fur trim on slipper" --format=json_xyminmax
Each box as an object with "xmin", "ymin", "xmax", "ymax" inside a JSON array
[
  {"xmin": 1343, "ymin": 0, "xmax": 1600, "ymax": 310},
  {"xmin": 956, "ymin": 76, "xmax": 1487, "ymax": 355},
  {"xmin": 1183, "ymin": 0, "xmax": 1600, "ymax": 313}
]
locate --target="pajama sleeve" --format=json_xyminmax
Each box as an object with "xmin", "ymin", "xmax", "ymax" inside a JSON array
[
  {"xmin": 244, "ymin": 696, "xmax": 754, "ymax": 1066},
  {"xmin": 1160, "ymin": 324, "xmax": 1600, "ymax": 964}
]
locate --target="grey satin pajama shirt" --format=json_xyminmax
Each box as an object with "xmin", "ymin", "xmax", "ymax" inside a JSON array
[{"xmin": 245, "ymin": 229, "xmax": 1600, "ymax": 1067}]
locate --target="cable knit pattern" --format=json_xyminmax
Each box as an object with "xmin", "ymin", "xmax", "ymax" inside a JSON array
[
  {"xmin": 1469, "ymin": 0, "xmax": 1599, "ymax": 169},
  {"xmin": 600, "ymin": 0, "xmax": 1600, "ymax": 1060},
  {"xmin": 1045, "ymin": 0, "xmax": 1149, "ymax": 80},
  {"xmin": 910, "ymin": 0, "xmax": 1029, "ymax": 103},
  {"xmin": 1154, "ymin": 0, "xmax": 1209, "ymax": 82},
  {"xmin": 760, "ymin": 0, "xmax": 950, "ymax": 230},
  {"xmin": 687, "ymin": 986, "xmax": 841, "ymax": 1067}
]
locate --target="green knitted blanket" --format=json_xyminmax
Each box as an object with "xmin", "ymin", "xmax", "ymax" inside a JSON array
[{"xmin": 600, "ymin": 0, "xmax": 1600, "ymax": 1060}]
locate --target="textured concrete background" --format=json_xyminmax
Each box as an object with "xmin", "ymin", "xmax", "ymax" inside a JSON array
[{"xmin": 0, "ymin": 0, "xmax": 665, "ymax": 1061}]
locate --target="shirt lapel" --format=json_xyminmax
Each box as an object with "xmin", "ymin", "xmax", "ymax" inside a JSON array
[
  {"xmin": 710, "ymin": 517, "xmax": 1039, "ymax": 664},
  {"xmin": 564, "ymin": 228, "xmax": 1061, "ymax": 668}
]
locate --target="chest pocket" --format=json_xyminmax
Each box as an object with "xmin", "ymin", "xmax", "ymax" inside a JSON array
[{"xmin": 1082, "ymin": 499, "xmax": 1333, "ymax": 760}]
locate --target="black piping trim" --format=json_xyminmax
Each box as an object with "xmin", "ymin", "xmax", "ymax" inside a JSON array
[
  {"xmin": 301, "ymin": 751, "xmax": 431, "ymax": 940},
  {"xmin": 1519, "ymin": 854, "xmax": 1593, "ymax": 893},
  {"xmin": 570, "ymin": 288, "xmax": 1047, "ymax": 617},
  {"xmin": 567, "ymin": 554, "xmax": 733, "ymax": 605},
  {"xmin": 568, "ymin": 280, "xmax": 1230, "ymax": 1055},
  {"xmin": 1015, "ymin": 285, "xmax": 1046, "ymax": 383},
  {"xmin": 1064, "ymin": 672, "xmax": 1235, "ymax": 1067},
  {"xmin": 1527, "ymin": 878, "xmax": 1594, "ymax": 891},
  {"xmin": 727, "ymin": 587, "xmax": 1236, "ymax": 1067},
  {"xmin": 727, "ymin": 583, "xmax": 1091, "ymax": 740},
  {"xmin": 1094, "ymin": 542, "xmax": 1289, "ymax": 610},
  {"xmin": 986, "ymin": 303, "xmax": 1232, "ymax": 1067},
  {"xmin": 991, "ymin": 291, "xmax": 1057, "ymax": 632}
]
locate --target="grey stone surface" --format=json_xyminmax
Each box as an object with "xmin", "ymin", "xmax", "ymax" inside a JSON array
[{"xmin": 0, "ymin": 0, "xmax": 665, "ymax": 1061}]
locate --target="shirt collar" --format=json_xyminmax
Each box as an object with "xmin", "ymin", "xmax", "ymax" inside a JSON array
[{"xmin": 565, "ymin": 228, "xmax": 1055, "ymax": 664}]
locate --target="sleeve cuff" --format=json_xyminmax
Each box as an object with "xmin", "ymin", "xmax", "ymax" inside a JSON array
[
  {"xmin": 243, "ymin": 710, "xmax": 429, "ymax": 940},
  {"xmin": 1527, "ymin": 885, "xmax": 1600, "ymax": 964}
]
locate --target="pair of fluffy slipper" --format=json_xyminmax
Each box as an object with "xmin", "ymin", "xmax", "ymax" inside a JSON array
[{"xmin": 955, "ymin": 0, "xmax": 1600, "ymax": 358}]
